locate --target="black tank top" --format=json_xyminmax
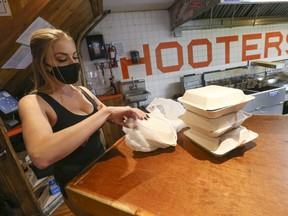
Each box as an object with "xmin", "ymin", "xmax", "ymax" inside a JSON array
[{"xmin": 36, "ymin": 88, "xmax": 105, "ymax": 198}]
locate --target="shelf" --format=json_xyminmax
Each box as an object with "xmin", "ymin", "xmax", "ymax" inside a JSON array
[
  {"xmin": 42, "ymin": 193, "xmax": 64, "ymax": 215},
  {"xmin": 6, "ymin": 124, "xmax": 22, "ymax": 137},
  {"xmin": 33, "ymin": 177, "xmax": 49, "ymax": 192}
]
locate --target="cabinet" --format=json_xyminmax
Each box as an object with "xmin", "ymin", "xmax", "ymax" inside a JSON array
[
  {"xmin": 0, "ymin": 119, "xmax": 62, "ymax": 216},
  {"xmin": 0, "ymin": 119, "xmax": 40, "ymax": 215}
]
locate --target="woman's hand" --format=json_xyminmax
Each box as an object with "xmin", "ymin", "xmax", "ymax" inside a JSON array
[{"xmin": 106, "ymin": 106, "xmax": 148, "ymax": 128}]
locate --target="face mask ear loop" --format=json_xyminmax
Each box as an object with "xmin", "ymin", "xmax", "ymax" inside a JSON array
[
  {"xmin": 45, "ymin": 48, "xmax": 59, "ymax": 79},
  {"xmin": 43, "ymin": 63, "xmax": 57, "ymax": 85}
]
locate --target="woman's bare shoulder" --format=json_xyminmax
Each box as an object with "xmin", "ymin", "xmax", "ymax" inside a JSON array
[
  {"xmin": 19, "ymin": 93, "xmax": 48, "ymax": 110},
  {"xmin": 19, "ymin": 94, "xmax": 37, "ymax": 104},
  {"xmin": 19, "ymin": 93, "xmax": 41, "ymax": 104}
]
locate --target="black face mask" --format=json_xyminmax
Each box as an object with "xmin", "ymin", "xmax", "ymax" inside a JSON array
[{"xmin": 47, "ymin": 63, "xmax": 80, "ymax": 84}]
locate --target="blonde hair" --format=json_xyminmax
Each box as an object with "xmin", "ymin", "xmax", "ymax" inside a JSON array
[{"xmin": 30, "ymin": 28, "xmax": 74, "ymax": 92}]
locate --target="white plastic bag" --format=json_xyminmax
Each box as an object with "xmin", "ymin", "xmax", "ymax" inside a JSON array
[
  {"xmin": 146, "ymin": 98, "xmax": 187, "ymax": 132},
  {"xmin": 123, "ymin": 111, "xmax": 177, "ymax": 152}
]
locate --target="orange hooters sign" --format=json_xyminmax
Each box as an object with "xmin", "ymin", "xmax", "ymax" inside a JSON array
[{"xmin": 120, "ymin": 31, "xmax": 288, "ymax": 79}]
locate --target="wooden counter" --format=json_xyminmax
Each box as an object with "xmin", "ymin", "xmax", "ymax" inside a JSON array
[
  {"xmin": 66, "ymin": 115, "xmax": 288, "ymax": 216},
  {"xmin": 98, "ymin": 93, "xmax": 123, "ymax": 102}
]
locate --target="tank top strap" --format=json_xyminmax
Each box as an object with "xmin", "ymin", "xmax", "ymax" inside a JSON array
[
  {"xmin": 36, "ymin": 92, "xmax": 64, "ymax": 110},
  {"xmin": 78, "ymin": 87, "xmax": 98, "ymax": 109}
]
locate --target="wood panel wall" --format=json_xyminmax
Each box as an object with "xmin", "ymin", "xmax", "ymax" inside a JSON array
[{"xmin": 0, "ymin": 0, "xmax": 103, "ymax": 99}]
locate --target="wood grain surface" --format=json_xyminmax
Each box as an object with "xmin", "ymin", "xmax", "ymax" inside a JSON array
[{"xmin": 66, "ymin": 115, "xmax": 288, "ymax": 216}]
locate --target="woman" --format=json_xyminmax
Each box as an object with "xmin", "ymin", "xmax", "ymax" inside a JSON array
[{"xmin": 18, "ymin": 28, "xmax": 147, "ymax": 201}]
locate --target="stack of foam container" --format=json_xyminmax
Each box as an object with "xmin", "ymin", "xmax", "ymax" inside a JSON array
[{"xmin": 178, "ymin": 85, "xmax": 258, "ymax": 156}]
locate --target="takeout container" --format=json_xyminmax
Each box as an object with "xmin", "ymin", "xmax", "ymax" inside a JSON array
[
  {"xmin": 183, "ymin": 126, "xmax": 258, "ymax": 157},
  {"xmin": 179, "ymin": 85, "xmax": 257, "ymax": 156},
  {"xmin": 179, "ymin": 110, "xmax": 252, "ymax": 137},
  {"xmin": 178, "ymin": 85, "xmax": 255, "ymax": 118},
  {"xmin": 179, "ymin": 85, "xmax": 248, "ymax": 110}
]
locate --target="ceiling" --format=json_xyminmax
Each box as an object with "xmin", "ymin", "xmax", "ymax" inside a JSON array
[
  {"xmin": 103, "ymin": 0, "xmax": 288, "ymax": 31},
  {"xmin": 103, "ymin": 0, "xmax": 175, "ymax": 12},
  {"xmin": 196, "ymin": 2, "xmax": 288, "ymax": 19},
  {"xmin": 0, "ymin": 0, "xmax": 100, "ymax": 98},
  {"xmin": 177, "ymin": 2, "xmax": 288, "ymax": 31}
]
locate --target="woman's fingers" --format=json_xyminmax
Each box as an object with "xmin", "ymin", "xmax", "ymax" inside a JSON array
[
  {"xmin": 130, "ymin": 107, "xmax": 147, "ymax": 120},
  {"xmin": 107, "ymin": 106, "xmax": 149, "ymax": 127}
]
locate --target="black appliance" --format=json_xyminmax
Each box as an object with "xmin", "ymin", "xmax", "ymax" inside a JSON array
[
  {"xmin": 86, "ymin": 34, "xmax": 107, "ymax": 60},
  {"xmin": 0, "ymin": 90, "xmax": 19, "ymax": 128},
  {"xmin": 130, "ymin": 50, "xmax": 140, "ymax": 64}
]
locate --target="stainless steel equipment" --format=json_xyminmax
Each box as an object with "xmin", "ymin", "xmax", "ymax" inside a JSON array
[
  {"xmin": 180, "ymin": 74, "xmax": 203, "ymax": 94},
  {"xmin": 242, "ymin": 86, "xmax": 286, "ymax": 114},
  {"xmin": 180, "ymin": 67, "xmax": 286, "ymax": 115},
  {"xmin": 271, "ymin": 79, "xmax": 288, "ymax": 114},
  {"xmin": 121, "ymin": 78, "xmax": 150, "ymax": 107}
]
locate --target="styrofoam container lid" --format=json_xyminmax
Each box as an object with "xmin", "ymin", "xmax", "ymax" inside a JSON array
[
  {"xmin": 178, "ymin": 95, "xmax": 254, "ymax": 118},
  {"xmin": 179, "ymin": 110, "xmax": 252, "ymax": 137},
  {"xmin": 183, "ymin": 126, "xmax": 258, "ymax": 156},
  {"xmin": 181, "ymin": 85, "xmax": 248, "ymax": 111}
]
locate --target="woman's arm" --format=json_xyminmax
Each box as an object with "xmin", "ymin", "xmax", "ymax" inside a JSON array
[{"xmin": 18, "ymin": 94, "xmax": 146, "ymax": 169}]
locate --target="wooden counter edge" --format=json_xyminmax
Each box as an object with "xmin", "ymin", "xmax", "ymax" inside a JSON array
[
  {"xmin": 98, "ymin": 94, "xmax": 123, "ymax": 102},
  {"xmin": 66, "ymin": 136, "xmax": 156, "ymax": 216},
  {"xmin": 66, "ymin": 185, "xmax": 155, "ymax": 216}
]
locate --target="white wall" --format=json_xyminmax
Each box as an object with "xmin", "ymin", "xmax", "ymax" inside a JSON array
[{"xmin": 80, "ymin": 10, "xmax": 288, "ymax": 105}]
